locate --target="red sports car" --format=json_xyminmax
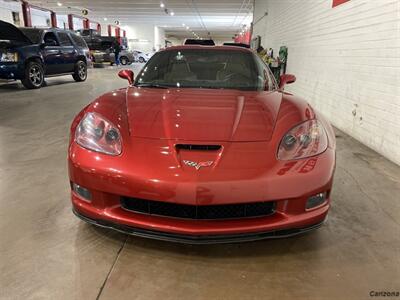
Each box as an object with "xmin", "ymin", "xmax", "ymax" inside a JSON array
[{"xmin": 68, "ymin": 45, "xmax": 336, "ymax": 243}]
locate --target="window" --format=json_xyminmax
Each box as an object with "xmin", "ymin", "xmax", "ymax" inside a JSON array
[
  {"xmin": 70, "ymin": 33, "xmax": 88, "ymax": 49},
  {"xmin": 12, "ymin": 12, "xmax": 20, "ymax": 26},
  {"xmin": 254, "ymin": 54, "xmax": 278, "ymax": 91},
  {"xmin": 135, "ymin": 49, "xmax": 270, "ymax": 91},
  {"xmin": 43, "ymin": 32, "xmax": 59, "ymax": 46},
  {"xmin": 58, "ymin": 32, "xmax": 73, "ymax": 46}
]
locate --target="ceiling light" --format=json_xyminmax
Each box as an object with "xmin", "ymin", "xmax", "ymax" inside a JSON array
[
  {"xmin": 160, "ymin": 2, "xmax": 165, "ymax": 8},
  {"xmin": 186, "ymin": 26, "xmax": 189, "ymax": 30},
  {"xmin": 103, "ymin": 17, "xmax": 108, "ymax": 21},
  {"xmin": 170, "ymin": 11, "xmax": 174, "ymax": 16},
  {"xmin": 182, "ymin": 23, "xmax": 185, "ymax": 27},
  {"xmin": 57, "ymin": 2, "xmax": 62, "ymax": 6}
]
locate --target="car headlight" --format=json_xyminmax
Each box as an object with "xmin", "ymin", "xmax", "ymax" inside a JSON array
[
  {"xmin": 0, "ymin": 52, "xmax": 18, "ymax": 62},
  {"xmin": 75, "ymin": 112, "xmax": 122, "ymax": 155},
  {"xmin": 277, "ymin": 120, "xmax": 328, "ymax": 160}
]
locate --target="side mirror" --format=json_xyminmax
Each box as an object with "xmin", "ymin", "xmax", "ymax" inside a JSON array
[
  {"xmin": 279, "ymin": 74, "xmax": 296, "ymax": 90},
  {"xmin": 118, "ymin": 69, "xmax": 134, "ymax": 85}
]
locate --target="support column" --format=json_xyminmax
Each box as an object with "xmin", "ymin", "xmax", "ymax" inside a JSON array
[
  {"xmin": 108, "ymin": 25, "xmax": 112, "ymax": 36},
  {"xmin": 50, "ymin": 11, "xmax": 57, "ymax": 28},
  {"xmin": 83, "ymin": 19, "xmax": 89, "ymax": 29},
  {"xmin": 68, "ymin": 14, "xmax": 74, "ymax": 30},
  {"xmin": 21, "ymin": 1, "xmax": 32, "ymax": 27},
  {"xmin": 97, "ymin": 23, "xmax": 101, "ymax": 33}
]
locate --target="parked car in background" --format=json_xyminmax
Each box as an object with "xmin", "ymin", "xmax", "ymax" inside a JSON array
[
  {"xmin": 0, "ymin": 21, "xmax": 90, "ymax": 89},
  {"xmin": 118, "ymin": 49, "xmax": 136, "ymax": 65},
  {"xmin": 132, "ymin": 50, "xmax": 153, "ymax": 63},
  {"xmin": 76, "ymin": 28, "xmax": 101, "ymax": 38},
  {"xmin": 90, "ymin": 40, "xmax": 135, "ymax": 65}
]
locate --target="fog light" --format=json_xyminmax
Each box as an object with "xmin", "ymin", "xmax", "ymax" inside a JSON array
[
  {"xmin": 306, "ymin": 193, "xmax": 326, "ymax": 210},
  {"xmin": 72, "ymin": 183, "xmax": 92, "ymax": 201}
]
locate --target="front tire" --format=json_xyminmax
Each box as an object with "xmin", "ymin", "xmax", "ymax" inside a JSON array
[
  {"xmin": 139, "ymin": 56, "xmax": 145, "ymax": 63},
  {"xmin": 72, "ymin": 60, "xmax": 87, "ymax": 82},
  {"xmin": 21, "ymin": 61, "xmax": 44, "ymax": 89}
]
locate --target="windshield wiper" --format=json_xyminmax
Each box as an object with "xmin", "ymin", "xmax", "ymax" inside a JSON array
[{"xmin": 135, "ymin": 83, "xmax": 170, "ymax": 89}]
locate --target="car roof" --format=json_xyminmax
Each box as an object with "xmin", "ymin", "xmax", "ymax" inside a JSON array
[
  {"xmin": 21, "ymin": 27, "xmax": 76, "ymax": 34},
  {"xmin": 162, "ymin": 45, "xmax": 253, "ymax": 53}
]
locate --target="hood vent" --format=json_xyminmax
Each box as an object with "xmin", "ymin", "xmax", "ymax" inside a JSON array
[{"xmin": 175, "ymin": 144, "xmax": 221, "ymax": 151}]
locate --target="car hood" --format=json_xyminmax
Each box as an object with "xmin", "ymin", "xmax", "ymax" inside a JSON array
[
  {"xmin": 0, "ymin": 21, "xmax": 32, "ymax": 45},
  {"xmin": 126, "ymin": 88, "xmax": 282, "ymax": 142}
]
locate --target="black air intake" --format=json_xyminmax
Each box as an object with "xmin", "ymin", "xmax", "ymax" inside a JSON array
[
  {"xmin": 175, "ymin": 144, "xmax": 221, "ymax": 151},
  {"xmin": 121, "ymin": 197, "xmax": 276, "ymax": 220}
]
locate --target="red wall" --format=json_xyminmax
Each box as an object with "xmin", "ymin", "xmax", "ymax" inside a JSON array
[
  {"xmin": 332, "ymin": 0, "xmax": 350, "ymax": 7},
  {"xmin": 234, "ymin": 30, "xmax": 251, "ymax": 45}
]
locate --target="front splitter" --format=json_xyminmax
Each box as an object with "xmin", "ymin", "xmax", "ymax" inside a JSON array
[{"xmin": 73, "ymin": 209, "xmax": 325, "ymax": 244}]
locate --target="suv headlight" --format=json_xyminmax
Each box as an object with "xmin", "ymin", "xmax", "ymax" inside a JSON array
[
  {"xmin": 277, "ymin": 120, "xmax": 328, "ymax": 160},
  {"xmin": 75, "ymin": 112, "xmax": 122, "ymax": 156},
  {"xmin": 0, "ymin": 52, "xmax": 18, "ymax": 62}
]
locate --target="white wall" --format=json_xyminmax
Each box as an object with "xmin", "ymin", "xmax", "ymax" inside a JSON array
[
  {"xmin": 253, "ymin": 0, "xmax": 400, "ymax": 165},
  {"xmin": 0, "ymin": 0, "xmax": 22, "ymax": 25},
  {"xmin": 56, "ymin": 15, "xmax": 68, "ymax": 29},
  {"xmin": 72, "ymin": 17, "xmax": 84, "ymax": 31},
  {"xmin": 121, "ymin": 24, "xmax": 156, "ymax": 53},
  {"xmin": 212, "ymin": 37, "xmax": 235, "ymax": 45},
  {"xmin": 154, "ymin": 26, "xmax": 166, "ymax": 50},
  {"xmin": 89, "ymin": 22, "xmax": 97, "ymax": 30},
  {"xmin": 101, "ymin": 25, "xmax": 108, "ymax": 36},
  {"xmin": 31, "ymin": 8, "xmax": 50, "ymax": 27},
  {"xmin": 166, "ymin": 36, "xmax": 183, "ymax": 46}
]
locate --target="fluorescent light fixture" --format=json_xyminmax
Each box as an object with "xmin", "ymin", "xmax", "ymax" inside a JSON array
[
  {"xmin": 170, "ymin": 11, "xmax": 174, "ymax": 16},
  {"xmin": 104, "ymin": 17, "xmax": 108, "ymax": 21},
  {"xmin": 57, "ymin": 2, "xmax": 62, "ymax": 6},
  {"xmin": 160, "ymin": 2, "xmax": 165, "ymax": 8}
]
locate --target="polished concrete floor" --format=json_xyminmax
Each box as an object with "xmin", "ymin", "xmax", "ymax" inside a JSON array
[{"xmin": 0, "ymin": 66, "xmax": 399, "ymax": 300}]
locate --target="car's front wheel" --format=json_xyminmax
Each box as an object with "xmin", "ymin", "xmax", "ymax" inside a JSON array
[
  {"xmin": 139, "ymin": 56, "xmax": 145, "ymax": 63},
  {"xmin": 21, "ymin": 61, "xmax": 44, "ymax": 89},
  {"xmin": 72, "ymin": 60, "xmax": 87, "ymax": 82},
  {"xmin": 120, "ymin": 56, "xmax": 129, "ymax": 65}
]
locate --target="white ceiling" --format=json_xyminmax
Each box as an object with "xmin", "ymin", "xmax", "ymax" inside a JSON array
[{"xmin": 28, "ymin": 0, "xmax": 253, "ymax": 38}]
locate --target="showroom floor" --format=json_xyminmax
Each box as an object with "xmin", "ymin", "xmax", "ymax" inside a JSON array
[{"xmin": 0, "ymin": 66, "xmax": 399, "ymax": 300}]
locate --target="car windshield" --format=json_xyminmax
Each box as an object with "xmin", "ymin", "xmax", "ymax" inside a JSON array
[
  {"xmin": 19, "ymin": 28, "xmax": 42, "ymax": 44},
  {"xmin": 135, "ymin": 49, "xmax": 266, "ymax": 91}
]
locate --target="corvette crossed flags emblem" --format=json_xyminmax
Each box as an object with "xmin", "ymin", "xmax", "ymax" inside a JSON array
[{"xmin": 183, "ymin": 160, "xmax": 214, "ymax": 170}]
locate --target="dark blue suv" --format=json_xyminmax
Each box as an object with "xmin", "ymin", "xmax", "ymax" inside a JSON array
[{"xmin": 0, "ymin": 21, "xmax": 90, "ymax": 89}]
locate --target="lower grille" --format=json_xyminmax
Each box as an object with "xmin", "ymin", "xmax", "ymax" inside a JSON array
[{"xmin": 120, "ymin": 197, "xmax": 275, "ymax": 220}]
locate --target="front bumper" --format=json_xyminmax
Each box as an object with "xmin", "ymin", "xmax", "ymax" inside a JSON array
[
  {"xmin": 73, "ymin": 208, "xmax": 326, "ymax": 244},
  {"xmin": 69, "ymin": 138, "xmax": 335, "ymax": 243},
  {"xmin": 0, "ymin": 63, "xmax": 23, "ymax": 80}
]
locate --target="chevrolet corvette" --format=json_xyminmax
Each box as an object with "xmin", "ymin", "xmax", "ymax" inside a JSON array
[{"xmin": 68, "ymin": 44, "xmax": 336, "ymax": 243}]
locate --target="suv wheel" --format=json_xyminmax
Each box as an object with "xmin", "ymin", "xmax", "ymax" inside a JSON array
[
  {"xmin": 120, "ymin": 56, "xmax": 129, "ymax": 65},
  {"xmin": 73, "ymin": 60, "xmax": 87, "ymax": 82},
  {"xmin": 21, "ymin": 61, "xmax": 44, "ymax": 89}
]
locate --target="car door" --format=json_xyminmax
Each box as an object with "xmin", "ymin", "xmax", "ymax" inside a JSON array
[
  {"xmin": 56, "ymin": 31, "xmax": 76, "ymax": 73},
  {"xmin": 41, "ymin": 31, "xmax": 63, "ymax": 75}
]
